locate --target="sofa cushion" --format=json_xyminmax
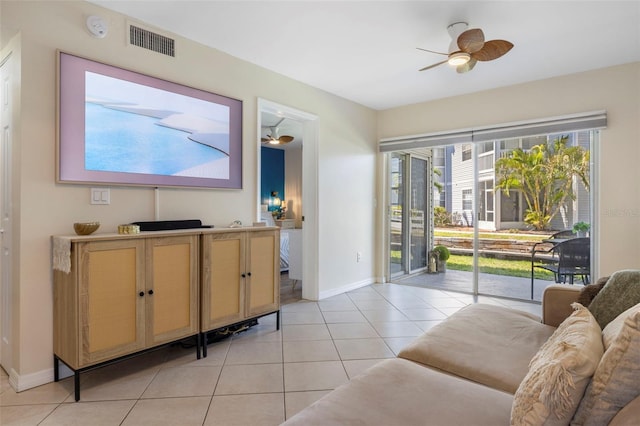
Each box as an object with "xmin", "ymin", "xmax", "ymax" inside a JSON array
[
  {"xmin": 283, "ymin": 358, "xmax": 514, "ymax": 426},
  {"xmin": 571, "ymin": 304, "xmax": 640, "ymax": 425},
  {"xmin": 511, "ymin": 303, "xmax": 603, "ymax": 426},
  {"xmin": 398, "ymin": 303, "xmax": 556, "ymax": 393},
  {"xmin": 608, "ymin": 395, "xmax": 640, "ymax": 426},
  {"xmin": 588, "ymin": 269, "xmax": 640, "ymax": 329}
]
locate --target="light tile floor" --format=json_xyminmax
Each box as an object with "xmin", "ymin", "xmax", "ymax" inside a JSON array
[{"xmin": 0, "ymin": 283, "xmax": 541, "ymax": 425}]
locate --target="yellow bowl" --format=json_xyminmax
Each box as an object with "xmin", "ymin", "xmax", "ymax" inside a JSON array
[{"xmin": 73, "ymin": 222, "xmax": 100, "ymax": 235}]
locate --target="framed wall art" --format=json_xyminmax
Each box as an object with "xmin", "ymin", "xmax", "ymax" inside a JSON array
[{"xmin": 57, "ymin": 51, "xmax": 243, "ymax": 189}]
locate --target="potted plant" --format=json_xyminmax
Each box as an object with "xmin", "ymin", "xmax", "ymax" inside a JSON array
[
  {"xmin": 433, "ymin": 245, "xmax": 450, "ymax": 272},
  {"xmin": 572, "ymin": 221, "xmax": 590, "ymax": 238}
]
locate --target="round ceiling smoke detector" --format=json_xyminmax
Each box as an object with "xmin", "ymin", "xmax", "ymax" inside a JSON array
[{"xmin": 86, "ymin": 15, "xmax": 108, "ymax": 38}]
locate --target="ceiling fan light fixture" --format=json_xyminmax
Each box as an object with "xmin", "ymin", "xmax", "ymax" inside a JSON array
[
  {"xmin": 448, "ymin": 51, "xmax": 471, "ymax": 66},
  {"xmin": 268, "ymin": 138, "xmax": 280, "ymax": 145}
]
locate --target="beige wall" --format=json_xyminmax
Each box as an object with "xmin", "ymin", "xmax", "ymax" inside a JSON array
[
  {"xmin": 377, "ymin": 63, "xmax": 640, "ymax": 277},
  {"xmin": 1, "ymin": 1, "xmax": 377, "ymax": 388}
]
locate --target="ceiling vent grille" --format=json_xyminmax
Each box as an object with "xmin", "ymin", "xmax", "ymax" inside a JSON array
[{"xmin": 129, "ymin": 24, "xmax": 175, "ymax": 57}]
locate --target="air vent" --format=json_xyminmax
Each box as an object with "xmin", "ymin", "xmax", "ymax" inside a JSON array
[{"xmin": 129, "ymin": 24, "xmax": 175, "ymax": 57}]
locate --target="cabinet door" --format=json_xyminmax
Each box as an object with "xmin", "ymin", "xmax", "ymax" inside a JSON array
[
  {"xmin": 78, "ymin": 240, "xmax": 145, "ymax": 366},
  {"xmin": 146, "ymin": 235, "xmax": 199, "ymax": 345},
  {"xmin": 201, "ymin": 232, "xmax": 245, "ymax": 331},
  {"xmin": 246, "ymin": 230, "xmax": 280, "ymax": 317}
]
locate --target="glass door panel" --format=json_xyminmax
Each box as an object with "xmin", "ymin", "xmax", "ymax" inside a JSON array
[
  {"xmin": 389, "ymin": 153, "xmax": 404, "ymax": 277},
  {"xmin": 478, "ymin": 132, "xmax": 593, "ymax": 301},
  {"xmin": 409, "ymin": 157, "xmax": 428, "ymax": 272}
]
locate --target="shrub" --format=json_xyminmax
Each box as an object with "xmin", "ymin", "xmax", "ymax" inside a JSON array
[
  {"xmin": 433, "ymin": 245, "xmax": 450, "ymax": 262},
  {"xmin": 434, "ymin": 206, "xmax": 451, "ymax": 227},
  {"xmin": 572, "ymin": 221, "xmax": 590, "ymax": 233}
]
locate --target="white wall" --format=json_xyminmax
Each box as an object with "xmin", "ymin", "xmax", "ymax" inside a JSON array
[
  {"xmin": 377, "ymin": 63, "xmax": 640, "ymax": 278},
  {"xmin": 1, "ymin": 1, "xmax": 377, "ymax": 389}
]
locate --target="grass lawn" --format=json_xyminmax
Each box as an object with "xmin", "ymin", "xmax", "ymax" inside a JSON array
[
  {"xmin": 447, "ymin": 254, "xmax": 555, "ymax": 280},
  {"xmin": 390, "ymin": 252, "xmax": 555, "ymax": 281}
]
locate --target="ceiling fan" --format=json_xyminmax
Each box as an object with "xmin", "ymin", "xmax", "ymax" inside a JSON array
[
  {"xmin": 261, "ymin": 117, "xmax": 294, "ymax": 145},
  {"xmin": 418, "ymin": 22, "xmax": 514, "ymax": 73}
]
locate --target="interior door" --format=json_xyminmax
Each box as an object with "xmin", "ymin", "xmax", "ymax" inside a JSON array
[{"xmin": 0, "ymin": 53, "xmax": 13, "ymax": 373}]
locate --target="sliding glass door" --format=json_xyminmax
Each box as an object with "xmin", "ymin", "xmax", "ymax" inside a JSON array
[
  {"xmin": 389, "ymin": 153, "xmax": 431, "ymax": 277},
  {"xmin": 387, "ymin": 130, "xmax": 595, "ymax": 302}
]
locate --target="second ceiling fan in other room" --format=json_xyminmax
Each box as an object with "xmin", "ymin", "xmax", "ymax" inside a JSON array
[
  {"xmin": 261, "ymin": 117, "xmax": 294, "ymax": 145},
  {"xmin": 418, "ymin": 22, "xmax": 514, "ymax": 74}
]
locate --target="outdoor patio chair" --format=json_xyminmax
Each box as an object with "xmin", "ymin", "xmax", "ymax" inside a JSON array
[{"xmin": 534, "ymin": 237, "xmax": 591, "ymax": 285}]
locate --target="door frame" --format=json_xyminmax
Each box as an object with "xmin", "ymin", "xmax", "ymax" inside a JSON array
[{"xmin": 257, "ymin": 99, "xmax": 320, "ymax": 300}]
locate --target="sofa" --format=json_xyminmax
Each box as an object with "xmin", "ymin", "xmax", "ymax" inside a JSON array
[{"xmin": 284, "ymin": 270, "xmax": 640, "ymax": 425}]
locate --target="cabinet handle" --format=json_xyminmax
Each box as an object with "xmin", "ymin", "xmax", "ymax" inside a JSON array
[
  {"xmin": 139, "ymin": 291, "xmax": 145, "ymax": 297},
  {"xmin": 148, "ymin": 289, "xmax": 154, "ymax": 295},
  {"xmin": 241, "ymin": 273, "xmax": 246, "ymax": 278},
  {"xmin": 247, "ymin": 272, "xmax": 252, "ymax": 277}
]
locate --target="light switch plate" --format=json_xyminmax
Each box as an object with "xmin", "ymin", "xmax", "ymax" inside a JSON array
[{"xmin": 90, "ymin": 188, "xmax": 110, "ymax": 205}]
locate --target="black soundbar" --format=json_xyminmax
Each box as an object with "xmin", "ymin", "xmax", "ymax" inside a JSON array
[{"xmin": 131, "ymin": 219, "xmax": 213, "ymax": 232}]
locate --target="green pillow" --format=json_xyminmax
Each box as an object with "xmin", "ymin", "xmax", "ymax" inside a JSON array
[{"xmin": 588, "ymin": 270, "xmax": 640, "ymax": 329}]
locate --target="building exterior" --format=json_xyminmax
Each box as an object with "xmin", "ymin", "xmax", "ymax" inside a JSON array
[{"xmin": 434, "ymin": 131, "xmax": 592, "ymax": 231}]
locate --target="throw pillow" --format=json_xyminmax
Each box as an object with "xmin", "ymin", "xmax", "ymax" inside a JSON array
[
  {"xmin": 588, "ymin": 269, "xmax": 640, "ymax": 329},
  {"xmin": 571, "ymin": 306, "xmax": 640, "ymax": 425},
  {"xmin": 511, "ymin": 303, "xmax": 604, "ymax": 426},
  {"xmin": 602, "ymin": 303, "xmax": 640, "ymax": 349},
  {"xmin": 576, "ymin": 276, "xmax": 609, "ymax": 307}
]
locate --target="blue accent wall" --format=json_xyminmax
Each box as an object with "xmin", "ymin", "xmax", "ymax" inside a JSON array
[{"xmin": 261, "ymin": 147, "xmax": 285, "ymax": 210}]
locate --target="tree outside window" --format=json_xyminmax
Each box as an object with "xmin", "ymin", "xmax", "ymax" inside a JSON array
[{"xmin": 495, "ymin": 135, "xmax": 589, "ymax": 230}]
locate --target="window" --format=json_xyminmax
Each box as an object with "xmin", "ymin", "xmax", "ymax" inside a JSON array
[
  {"xmin": 462, "ymin": 189, "xmax": 472, "ymax": 210},
  {"xmin": 461, "ymin": 145, "xmax": 472, "ymax": 161},
  {"xmin": 500, "ymin": 190, "xmax": 522, "ymax": 222},
  {"xmin": 478, "ymin": 180, "xmax": 494, "ymax": 222}
]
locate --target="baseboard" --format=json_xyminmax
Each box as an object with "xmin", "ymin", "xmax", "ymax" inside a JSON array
[
  {"xmin": 318, "ymin": 277, "xmax": 376, "ymax": 299},
  {"xmin": 9, "ymin": 367, "xmax": 55, "ymax": 392}
]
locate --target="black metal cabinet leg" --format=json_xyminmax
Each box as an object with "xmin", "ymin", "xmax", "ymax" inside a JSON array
[
  {"xmin": 202, "ymin": 332, "xmax": 208, "ymax": 358},
  {"xmin": 276, "ymin": 310, "xmax": 280, "ymax": 330},
  {"xmin": 53, "ymin": 356, "xmax": 60, "ymax": 382},
  {"xmin": 196, "ymin": 333, "xmax": 201, "ymax": 360},
  {"xmin": 74, "ymin": 371, "xmax": 80, "ymax": 402}
]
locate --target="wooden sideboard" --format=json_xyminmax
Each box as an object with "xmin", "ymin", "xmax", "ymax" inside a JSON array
[{"xmin": 52, "ymin": 226, "xmax": 280, "ymax": 401}]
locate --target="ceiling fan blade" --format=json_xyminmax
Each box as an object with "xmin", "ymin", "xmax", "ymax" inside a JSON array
[
  {"xmin": 416, "ymin": 47, "xmax": 448, "ymax": 56},
  {"xmin": 457, "ymin": 28, "xmax": 485, "ymax": 53},
  {"xmin": 471, "ymin": 40, "xmax": 514, "ymax": 61},
  {"xmin": 278, "ymin": 135, "xmax": 294, "ymax": 144},
  {"xmin": 261, "ymin": 137, "xmax": 270, "ymax": 143},
  {"xmin": 456, "ymin": 58, "xmax": 477, "ymax": 74},
  {"xmin": 419, "ymin": 59, "xmax": 448, "ymax": 71}
]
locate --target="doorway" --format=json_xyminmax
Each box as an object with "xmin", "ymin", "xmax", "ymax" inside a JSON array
[{"xmin": 257, "ymin": 99, "xmax": 319, "ymax": 301}]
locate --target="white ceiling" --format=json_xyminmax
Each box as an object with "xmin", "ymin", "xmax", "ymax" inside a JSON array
[{"xmin": 90, "ymin": 1, "xmax": 640, "ymax": 111}]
